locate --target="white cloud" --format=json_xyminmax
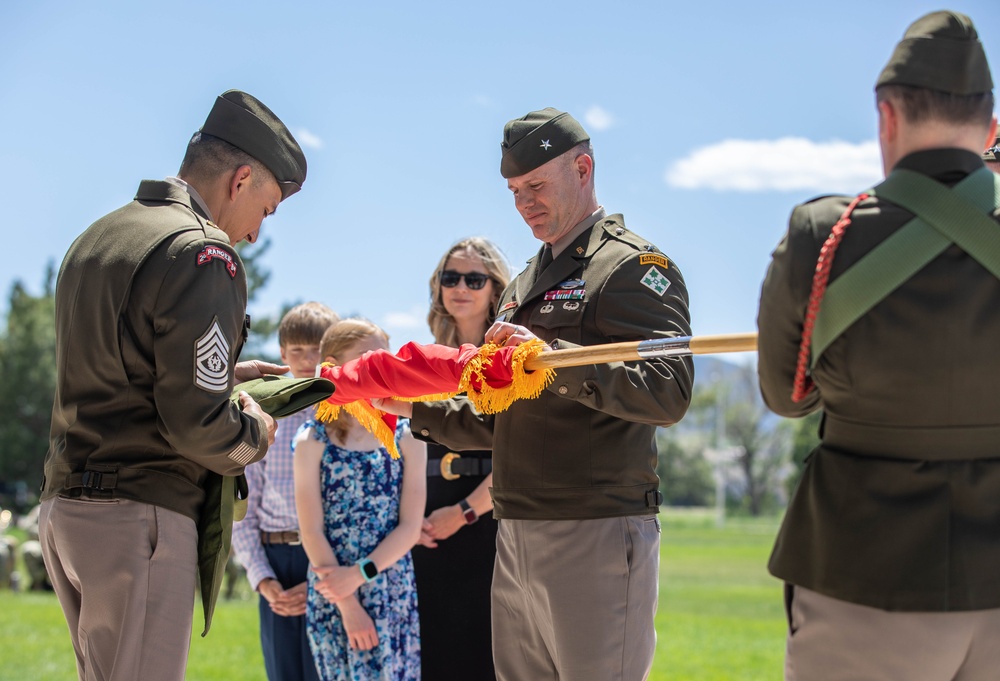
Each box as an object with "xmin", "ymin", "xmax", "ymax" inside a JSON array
[
  {"xmin": 295, "ymin": 128, "xmax": 324, "ymax": 150},
  {"xmin": 383, "ymin": 308, "xmax": 425, "ymax": 329},
  {"xmin": 584, "ymin": 105, "xmax": 614, "ymax": 132},
  {"xmin": 665, "ymin": 137, "xmax": 881, "ymax": 192}
]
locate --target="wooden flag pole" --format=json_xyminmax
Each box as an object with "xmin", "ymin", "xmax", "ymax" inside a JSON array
[{"xmin": 522, "ymin": 332, "xmax": 758, "ymax": 371}]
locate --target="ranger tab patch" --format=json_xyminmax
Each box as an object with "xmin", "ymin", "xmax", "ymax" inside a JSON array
[
  {"xmin": 640, "ymin": 266, "xmax": 671, "ymax": 296},
  {"xmin": 194, "ymin": 317, "xmax": 230, "ymax": 393},
  {"xmin": 639, "ymin": 253, "xmax": 669, "ymax": 269},
  {"xmin": 196, "ymin": 245, "xmax": 238, "ymax": 278}
]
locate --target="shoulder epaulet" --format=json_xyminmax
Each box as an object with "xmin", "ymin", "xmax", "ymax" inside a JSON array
[
  {"xmin": 600, "ymin": 219, "xmax": 649, "ymax": 251},
  {"xmin": 801, "ymin": 193, "xmax": 847, "ymax": 206}
]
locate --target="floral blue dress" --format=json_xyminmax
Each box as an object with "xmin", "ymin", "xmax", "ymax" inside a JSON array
[{"xmin": 300, "ymin": 419, "xmax": 420, "ymax": 681}]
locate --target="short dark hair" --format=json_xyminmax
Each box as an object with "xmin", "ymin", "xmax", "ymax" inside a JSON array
[
  {"xmin": 178, "ymin": 132, "xmax": 275, "ymax": 187},
  {"xmin": 876, "ymin": 84, "xmax": 995, "ymax": 126},
  {"xmin": 570, "ymin": 140, "xmax": 594, "ymax": 166}
]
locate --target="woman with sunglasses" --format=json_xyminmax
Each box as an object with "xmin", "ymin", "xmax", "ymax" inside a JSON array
[{"xmin": 413, "ymin": 237, "xmax": 510, "ymax": 680}]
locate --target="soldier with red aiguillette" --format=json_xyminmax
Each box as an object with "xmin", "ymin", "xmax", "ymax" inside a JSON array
[{"xmin": 758, "ymin": 10, "xmax": 1000, "ymax": 680}]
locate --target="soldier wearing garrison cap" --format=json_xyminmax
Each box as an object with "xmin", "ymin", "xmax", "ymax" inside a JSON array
[
  {"xmin": 40, "ymin": 90, "xmax": 307, "ymax": 681},
  {"xmin": 402, "ymin": 107, "xmax": 693, "ymax": 680},
  {"xmin": 757, "ymin": 11, "xmax": 1000, "ymax": 679}
]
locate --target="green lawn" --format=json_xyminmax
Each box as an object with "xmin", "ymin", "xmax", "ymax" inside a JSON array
[
  {"xmin": 0, "ymin": 511, "xmax": 785, "ymax": 680},
  {"xmin": 652, "ymin": 511, "xmax": 785, "ymax": 680}
]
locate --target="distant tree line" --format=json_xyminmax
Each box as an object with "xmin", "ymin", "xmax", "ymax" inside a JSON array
[
  {"xmin": 0, "ymin": 244, "xmax": 823, "ymax": 516},
  {"xmin": 656, "ymin": 365, "xmax": 822, "ymax": 516}
]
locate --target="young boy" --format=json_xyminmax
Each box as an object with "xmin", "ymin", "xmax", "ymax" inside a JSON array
[{"xmin": 233, "ymin": 302, "xmax": 339, "ymax": 681}]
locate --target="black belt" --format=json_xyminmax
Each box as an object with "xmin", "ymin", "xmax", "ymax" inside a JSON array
[
  {"xmin": 427, "ymin": 453, "xmax": 492, "ymax": 480},
  {"xmin": 59, "ymin": 466, "xmax": 119, "ymax": 499},
  {"xmin": 260, "ymin": 530, "xmax": 301, "ymax": 545}
]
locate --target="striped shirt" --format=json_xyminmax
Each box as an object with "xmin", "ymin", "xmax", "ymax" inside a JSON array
[{"xmin": 232, "ymin": 407, "xmax": 313, "ymax": 590}]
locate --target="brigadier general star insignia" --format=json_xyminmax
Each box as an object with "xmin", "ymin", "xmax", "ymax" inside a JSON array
[{"xmin": 540, "ymin": 139, "xmax": 552, "ymax": 150}]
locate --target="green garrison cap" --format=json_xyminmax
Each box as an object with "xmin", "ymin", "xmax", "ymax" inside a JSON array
[
  {"xmin": 876, "ymin": 10, "xmax": 993, "ymax": 95},
  {"xmin": 200, "ymin": 90, "xmax": 308, "ymax": 200},
  {"xmin": 230, "ymin": 375, "xmax": 335, "ymax": 418},
  {"xmin": 500, "ymin": 107, "xmax": 590, "ymax": 179}
]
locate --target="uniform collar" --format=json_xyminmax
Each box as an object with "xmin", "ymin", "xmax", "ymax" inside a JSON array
[
  {"xmin": 515, "ymin": 211, "xmax": 624, "ymax": 306},
  {"xmin": 134, "ymin": 179, "xmax": 212, "ymax": 222},
  {"xmin": 550, "ymin": 206, "xmax": 607, "ymax": 258},
  {"xmin": 893, "ymin": 148, "xmax": 987, "ymax": 185},
  {"xmin": 165, "ymin": 176, "xmax": 214, "ymax": 221}
]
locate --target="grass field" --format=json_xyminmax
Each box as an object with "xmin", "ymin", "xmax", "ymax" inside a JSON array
[{"xmin": 0, "ymin": 511, "xmax": 785, "ymax": 680}]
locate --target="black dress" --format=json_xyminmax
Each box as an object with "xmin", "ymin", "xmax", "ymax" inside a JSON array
[{"xmin": 412, "ymin": 442, "xmax": 498, "ymax": 680}]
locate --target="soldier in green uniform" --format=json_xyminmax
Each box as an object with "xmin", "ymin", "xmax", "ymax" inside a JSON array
[
  {"xmin": 757, "ymin": 11, "xmax": 1000, "ymax": 680},
  {"xmin": 384, "ymin": 108, "xmax": 693, "ymax": 680},
  {"xmin": 39, "ymin": 90, "xmax": 307, "ymax": 681}
]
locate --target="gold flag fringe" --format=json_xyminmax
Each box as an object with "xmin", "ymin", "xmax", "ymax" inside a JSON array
[
  {"xmin": 314, "ymin": 340, "xmax": 555, "ymax": 458},
  {"xmin": 461, "ymin": 339, "xmax": 555, "ymax": 414},
  {"xmin": 315, "ymin": 399, "xmax": 400, "ymax": 459}
]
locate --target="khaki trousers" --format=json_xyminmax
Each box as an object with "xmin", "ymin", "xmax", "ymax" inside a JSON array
[
  {"xmin": 492, "ymin": 516, "xmax": 660, "ymax": 681},
  {"xmin": 40, "ymin": 496, "xmax": 198, "ymax": 681},
  {"xmin": 786, "ymin": 585, "xmax": 1000, "ymax": 681}
]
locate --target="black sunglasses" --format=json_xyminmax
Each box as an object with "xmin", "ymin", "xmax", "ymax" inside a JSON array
[{"xmin": 440, "ymin": 270, "xmax": 491, "ymax": 290}]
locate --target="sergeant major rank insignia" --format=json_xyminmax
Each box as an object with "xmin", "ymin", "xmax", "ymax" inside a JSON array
[
  {"xmin": 640, "ymin": 266, "xmax": 671, "ymax": 296},
  {"xmin": 194, "ymin": 317, "xmax": 230, "ymax": 393},
  {"xmin": 196, "ymin": 245, "xmax": 238, "ymax": 278}
]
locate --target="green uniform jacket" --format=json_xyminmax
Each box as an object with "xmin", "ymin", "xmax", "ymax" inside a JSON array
[
  {"xmin": 412, "ymin": 213, "xmax": 693, "ymax": 520},
  {"xmin": 758, "ymin": 149, "xmax": 1000, "ymax": 611},
  {"xmin": 42, "ymin": 180, "xmax": 268, "ymax": 523}
]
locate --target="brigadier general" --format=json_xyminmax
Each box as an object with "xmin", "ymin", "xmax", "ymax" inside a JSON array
[
  {"xmin": 381, "ymin": 108, "xmax": 693, "ymax": 680},
  {"xmin": 39, "ymin": 90, "xmax": 307, "ymax": 681},
  {"xmin": 757, "ymin": 11, "xmax": 1000, "ymax": 680}
]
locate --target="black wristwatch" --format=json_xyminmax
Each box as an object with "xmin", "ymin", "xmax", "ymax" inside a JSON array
[
  {"xmin": 459, "ymin": 498, "xmax": 479, "ymax": 525},
  {"xmin": 357, "ymin": 557, "xmax": 379, "ymax": 582}
]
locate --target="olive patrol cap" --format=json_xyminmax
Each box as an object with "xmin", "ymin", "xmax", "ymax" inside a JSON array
[
  {"xmin": 500, "ymin": 107, "xmax": 590, "ymax": 179},
  {"xmin": 876, "ymin": 10, "xmax": 993, "ymax": 95},
  {"xmin": 200, "ymin": 90, "xmax": 308, "ymax": 200},
  {"xmin": 231, "ymin": 375, "xmax": 335, "ymax": 418},
  {"xmin": 984, "ymin": 132, "xmax": 1000, "ymax": 162}
]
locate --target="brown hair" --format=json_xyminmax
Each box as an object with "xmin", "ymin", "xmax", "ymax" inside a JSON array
[
  {"xmin": 278, "ymin": 302, "xmax": 340, "ymax": 348},
  {"xmin": 319, "ymin": 318, "xmax": 390, "ymax": 444},
  {"xmin": 427, "ymin": 237, "xmax": 511, "ymax": 347},
  {"xmin": 876, "ymin": 84, "xmax": 995, "ymax": 126},
  {"xmin": 178, "ymin": 132, "xmax": 276, "ymax": 189}
]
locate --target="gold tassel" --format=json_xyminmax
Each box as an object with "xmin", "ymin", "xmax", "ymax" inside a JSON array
[
  {"xmin": 312, "ymin": 343, "xmax": 554, "ymax": 457},
  {"xmin": 314, "ymin": 400, "xmax": 342, "ymax": 424},
  {"xmin": 462, "ymin": 339, "xmax": 555, "ymax": 414},
  {"xmin": 314, "ymin": 399, "xmax": 400, "ymax": 459}
]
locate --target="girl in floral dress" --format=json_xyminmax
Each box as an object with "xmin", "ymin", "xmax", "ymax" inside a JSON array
[{"xmin": 294, "ymin": 319, "xmax": 426, "ymax": 681}]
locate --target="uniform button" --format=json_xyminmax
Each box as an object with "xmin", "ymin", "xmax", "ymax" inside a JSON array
[
  {"xmin": 420, "ymin": 428, "xmax": 430, "ymax": 437},
  {"xmin": 615, "ymin": 227, "xmax": 625, "ymax": 235},
  {"xmin": 557, "ymin": 385, "xmax": 569, "ymax": 395}
]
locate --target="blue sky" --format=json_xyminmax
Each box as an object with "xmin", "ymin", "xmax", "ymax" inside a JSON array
[{"xmin": 3, "ymin": 0, "xmax": 998, "ymax": 357}]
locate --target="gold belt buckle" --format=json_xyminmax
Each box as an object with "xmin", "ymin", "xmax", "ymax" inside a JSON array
[{"xmin": 440, "ymin": 452, "xmax": 461, "ymax": 481}]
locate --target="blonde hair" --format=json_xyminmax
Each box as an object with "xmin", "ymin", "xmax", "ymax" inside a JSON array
[
  {"xmin": 427, "ymin": 237, "xmax": 511, "ymax": 347},
  {"xmin": 319, "ymin": 318, "xmax": 390, "ymax": 444},
  {"xmin": 278, "ymin": 301, "xmax": 339, "ymax": 347}
]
